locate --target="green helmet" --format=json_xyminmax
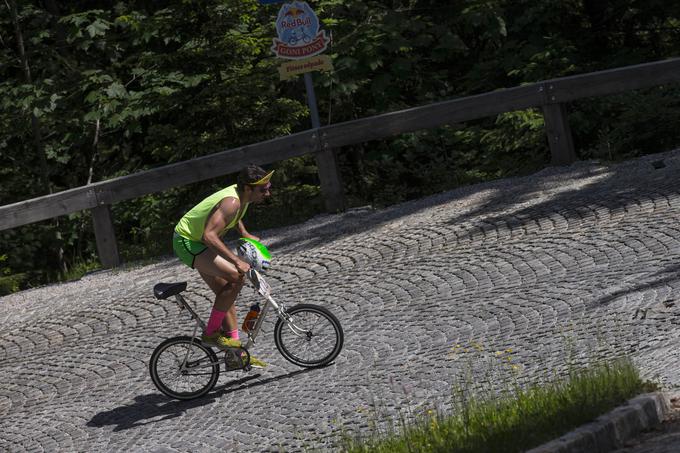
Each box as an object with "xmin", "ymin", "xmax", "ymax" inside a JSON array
[{"xmin": 237, "ymin": 238, "xmax": 271, "ymax": 272}]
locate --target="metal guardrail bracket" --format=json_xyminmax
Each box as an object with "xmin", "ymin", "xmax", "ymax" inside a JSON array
[
  {"xmin": 310, "ymin": 128, "xmax": 330, "ymax": 153},
  {"xmin": 86, "ymin": 188, "xmax": 98, "ymax": 208},
  {"xmin": 539, "ymin": 83, "xmax": 559, "ymax": 105},
  {"xmin": 94, "ymin": 189, "xmax": 114, "ymax": 206}
]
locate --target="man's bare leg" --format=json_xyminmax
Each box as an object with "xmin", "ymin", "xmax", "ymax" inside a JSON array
[
  {"xmin": 194, "ymin": 250, "xmax": 267, "ymax": 366},
  {"xmin": 194, "ymin": 250, "xmax": 244, "ymax": 338},
  {"xmin": 199, "ymin": 271, "xmax": 242, "ymax": 333}
]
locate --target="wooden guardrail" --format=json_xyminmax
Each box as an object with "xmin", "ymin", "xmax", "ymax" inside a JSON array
[{"xmin": 2, "ymin": 58, "xmax": 680, "ymax": 267}]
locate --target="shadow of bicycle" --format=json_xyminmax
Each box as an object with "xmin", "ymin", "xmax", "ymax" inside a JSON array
[
  {"xmin": 214, "ymin": 366, "xmax": 316, "ymax": 395},
  {"xmin": 87, "ymin": 367, "xmax": 323, "ymax": 431},
  {"xmin": 86, "ymin": 392, "xmax": 216, "ymax": 432}
]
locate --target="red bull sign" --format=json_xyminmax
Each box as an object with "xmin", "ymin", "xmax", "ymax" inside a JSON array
[{"xmin": 272, "ymin": 2, "xmax": 330, "ymax": 60}]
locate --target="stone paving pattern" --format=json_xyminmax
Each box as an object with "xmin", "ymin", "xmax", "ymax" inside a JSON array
[{"xmin": 1, "ymin": 150, "xmax": 680, "ymax": 452}]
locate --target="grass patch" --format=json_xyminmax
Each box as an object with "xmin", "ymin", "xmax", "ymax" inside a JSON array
[
  {"xmin": 59, "ymin": 259, "xmax": 102, "ymax": 283},
  {"xmin": 0, "ymin": 272, "xmax": 27, "ymax": 296},
  {"xmin": 341, "ymin": 357, "xmax": 652, "ymax": 453}
]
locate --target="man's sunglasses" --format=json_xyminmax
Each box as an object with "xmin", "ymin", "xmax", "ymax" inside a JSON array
[{"xmin": 250, "ymin": 183, "xmax": 271, "ymax": 193}]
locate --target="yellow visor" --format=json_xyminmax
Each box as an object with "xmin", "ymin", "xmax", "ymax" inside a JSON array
[{"xmin": 251, "ymin": 170, "xmax": 274, "ymax": 186}]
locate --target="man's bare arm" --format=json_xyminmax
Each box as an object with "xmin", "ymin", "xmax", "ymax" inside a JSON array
[{"xmin": 237, "ymin": 220, "xmax": 259, "ymax": 241}]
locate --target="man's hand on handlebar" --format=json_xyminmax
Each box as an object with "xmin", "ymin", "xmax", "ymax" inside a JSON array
[{"xmin": 235, "ymin": 259, "xmax": 251, "ymax": 275}]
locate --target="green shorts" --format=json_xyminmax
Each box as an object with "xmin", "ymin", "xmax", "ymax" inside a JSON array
[{"xmin": 173, "ymin": 232, "xmax": 208, "ymax": 269}]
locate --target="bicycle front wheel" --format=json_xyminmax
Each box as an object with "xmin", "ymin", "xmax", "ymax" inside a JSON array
[
  {"xmin": 274, "ymin": 304, "xmax": 344, "ymax": 367},
  {"xmin": 149, "ymin": 336, "xmax": 220, "ymax": 400}
]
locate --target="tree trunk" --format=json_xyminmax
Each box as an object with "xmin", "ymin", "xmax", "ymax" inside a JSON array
[
  {"xmin": 7, "ymin": 0, "xmax": 51, "ymax": 195},
  {"xmin": 8, "ymin": 0, "xmax": 68, "ymax": 274},
  {"xmin": 88, "ymin": 117, "xmax": 101, "ymax": 185}
]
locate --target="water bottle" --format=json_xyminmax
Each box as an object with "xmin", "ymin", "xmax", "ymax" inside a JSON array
[{"xmin": 241, "ymin": 303, "xmax": 261, "ymax": 333}]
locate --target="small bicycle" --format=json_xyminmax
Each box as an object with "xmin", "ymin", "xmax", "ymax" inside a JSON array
[{"xmin": 149, "ymin": 269, "xmax": 344, "ymax": 400}]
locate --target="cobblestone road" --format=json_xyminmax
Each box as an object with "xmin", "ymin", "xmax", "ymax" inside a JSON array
[{"xmin": 2, "ymin": 150, "xmax": 680, "ymax": 452}]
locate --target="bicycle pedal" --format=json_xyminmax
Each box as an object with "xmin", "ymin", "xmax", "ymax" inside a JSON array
[{"xmin": 223, "ymin": 355, "xmax": 245, "ymax": 371}]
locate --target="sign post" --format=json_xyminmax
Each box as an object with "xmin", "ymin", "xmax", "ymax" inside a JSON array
[
  {"xmin": 270, "ymin": 1, "xmax": 333, "ymax": 126},
  {"xmin": 270, "ymin": 1, "xmax": 343, "ymax": 211},
  {"xmin": 303, "ymin": 73, "xmax": 321, "ymax": 129}
]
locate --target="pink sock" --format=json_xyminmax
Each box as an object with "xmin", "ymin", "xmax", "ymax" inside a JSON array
[
  {"xmin": 206, "ymin": 308, "xmax": 227, "ymax": 335},
  {"xmin": 226, "ymin": 329, "xmax": 239, "ymax": 340}
]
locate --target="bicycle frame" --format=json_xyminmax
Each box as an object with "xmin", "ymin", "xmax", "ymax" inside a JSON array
[
  {"xmin": 168, "ymin": 269, "xmax": 307, "ymax": 370},
  {"xmin": 242, "ymin": 269, "xmax": 312, "ymax": 349}
]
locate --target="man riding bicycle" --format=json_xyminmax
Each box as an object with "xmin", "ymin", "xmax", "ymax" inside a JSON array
[{"xmin": 172, "ymin": 164, "xmax": 272, "ymax": 367}]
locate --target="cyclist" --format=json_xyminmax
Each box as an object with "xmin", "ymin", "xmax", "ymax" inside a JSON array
[{"xmin": 172, "ymin": 164, "xmax": 272, "ymax": 367}]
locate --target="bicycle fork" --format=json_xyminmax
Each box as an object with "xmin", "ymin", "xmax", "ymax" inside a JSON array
[{"xmin": 241, "ymin": 294, "xmax": 312, "ymax": 351}]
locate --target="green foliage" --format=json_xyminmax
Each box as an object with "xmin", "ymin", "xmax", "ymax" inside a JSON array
[
  {"xmin": 573, "ymin": 86, "xmax": 680, "ymax": 161},
  {"xmin": 2, "ymin": 0, "xmax": 680, "ymax": 292},
  {"xmin": 340, "ymin": 113, "xmax": 548, "ymax": 208},
  {"xmin": 60, "ymin": 259, "xmax": 101, "ymax": 283},
  {"xmin": 0, "ymin": 254, "xmax": 25, "ymax": 296}
]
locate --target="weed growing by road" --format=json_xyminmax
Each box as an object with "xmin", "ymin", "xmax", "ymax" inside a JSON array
[{"xmin": 339, "ymin": 341, "xmax": 652, "ymax": 453}]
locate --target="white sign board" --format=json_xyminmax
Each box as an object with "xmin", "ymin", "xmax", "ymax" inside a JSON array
[{"xmin": 271, "ymin": 2, "xmax": 330, "ymax": 60}]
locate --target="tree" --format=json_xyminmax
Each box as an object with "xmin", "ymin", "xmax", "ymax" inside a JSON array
[{"xmin": 1, "ymin": 0, "xmax": 680, "ymax": 292}]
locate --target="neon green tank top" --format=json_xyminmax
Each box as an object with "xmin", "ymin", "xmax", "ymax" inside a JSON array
[{"xmin": 174, "ymin": 184, "xmax": 249, "ymax": 242}]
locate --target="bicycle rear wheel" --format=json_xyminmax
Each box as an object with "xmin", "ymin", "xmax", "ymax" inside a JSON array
[
  {"xmin": 274, "ymin": 304, "xmax": 343, "ymax": 367},
  {"xmin": 149, "ymin": 336, "xmax": 220, "ymax": 400}
]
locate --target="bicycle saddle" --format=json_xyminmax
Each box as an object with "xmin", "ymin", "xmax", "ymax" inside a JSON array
[{"xmin": 153, "ymin": 282, "xmax": 187, "ymax": 299}]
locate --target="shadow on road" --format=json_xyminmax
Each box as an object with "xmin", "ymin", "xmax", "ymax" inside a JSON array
[
  {"xmin": 264, "ymin": 151, "xmax": 678, "ymax": 258},
  {"xmin": 444, "ymin": 157, "xmax": 678, "ymax": 242},
  {"xmin": 214, "ymin": 366, "xmax": 316, "ymax": 396},
  {"xmin": 592, "ymin": 263, "xmax": 680, "ymax": 308},
  {"xmin": 87, "ymin": 367, "xmax": 321, "ymax": 431},
  {"xmin": 87, "ymin": 392, "xmax": 216, "ymax": 432}
]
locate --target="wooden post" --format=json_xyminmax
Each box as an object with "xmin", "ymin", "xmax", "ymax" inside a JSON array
[
  {"xmin": 315, "ymin": 139, "xmax": 345, "ymax": 212},
  {"xmin": 91, "ymin": 204, "xmax": 120, "ymax": 268},
  {"xmin": 541, "ymin": 102, "xmax": 577, "ymax": 166},
  {"xmin": 304, "ymin": 72, "xmax": 345, "ymax": 213}
]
